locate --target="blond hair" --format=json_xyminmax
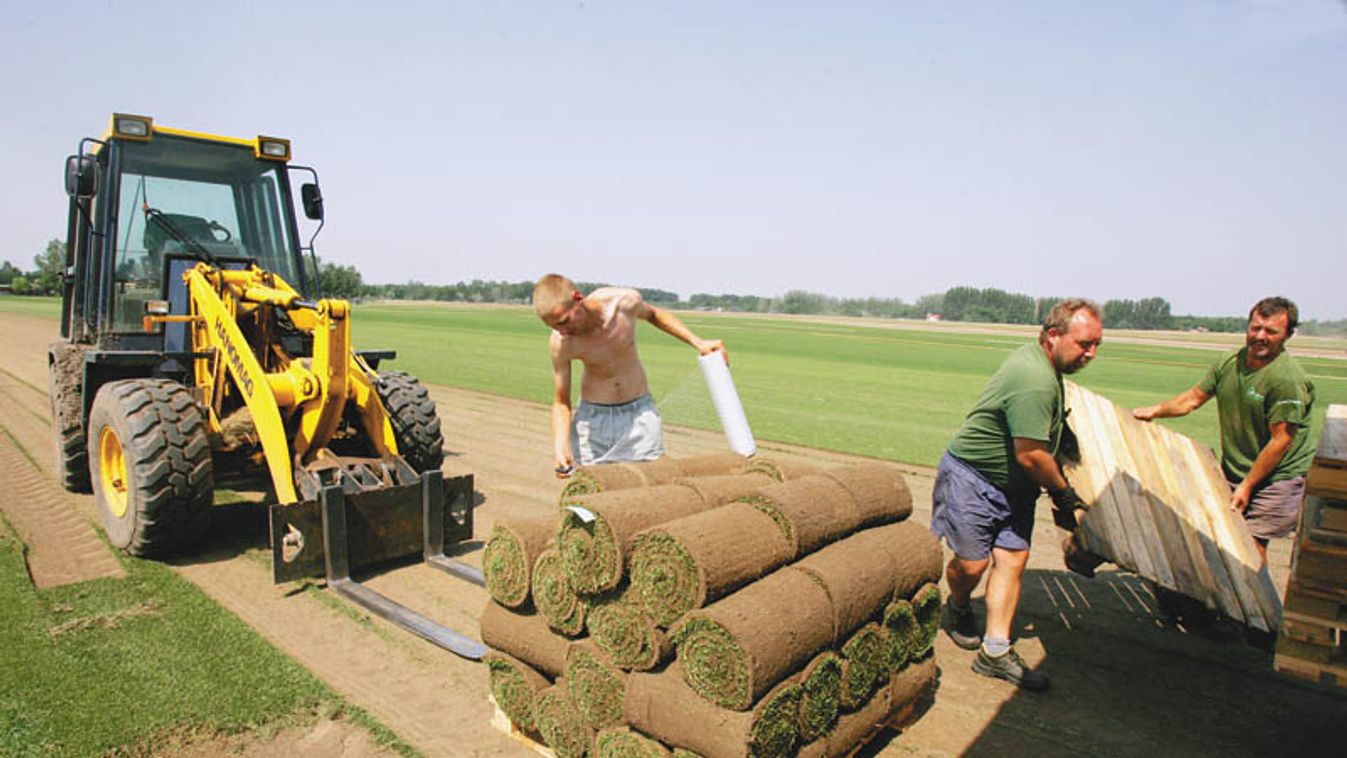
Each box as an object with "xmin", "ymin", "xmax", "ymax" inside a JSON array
[
  {"xmin": 533, "ymin": 274, "xmax": 579, "ymax": 317},
  {"xmin": 1040, "ymin": 298, "xmax": 1102, "ymax": 339}
]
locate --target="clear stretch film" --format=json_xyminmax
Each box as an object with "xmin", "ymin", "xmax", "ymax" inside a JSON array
[{"xmin": 698, "ymin": 350, "xmax": 757, "ymax": 457}]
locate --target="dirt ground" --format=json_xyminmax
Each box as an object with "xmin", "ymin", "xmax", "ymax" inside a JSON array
[{"xmin": 0, "ymin": 308, "xmax": 1341, "ymax": 757}]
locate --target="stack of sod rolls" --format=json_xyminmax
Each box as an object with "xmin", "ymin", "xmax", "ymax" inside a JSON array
[{"xmin": 481, "ymin": 456, "xmax": 941, "ymax": 758}]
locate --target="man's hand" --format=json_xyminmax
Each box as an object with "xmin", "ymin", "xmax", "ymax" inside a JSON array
[
  {"xmin": 1132, "ymin": 406, "xmax": 1159, "ymax": 422},
  {"xmin": 1231, "ymin": 481, "xmax": 1253, "ymax": 514},
  {"xmin": 697, "ymin": 339, "xmax": 727, "ymax": 364},
  {"xmin": 1048, "ymin": 485, "xmax": 1089, "ymax": 531}
]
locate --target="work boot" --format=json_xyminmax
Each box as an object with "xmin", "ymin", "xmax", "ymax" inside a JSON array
[
  {"xmin": 942, "ymin": 601, "xmax": 982, "ymax": 650},
  {"xmin": 972, "ymin": 647, "xmax": 1050, "ymax": 691}
]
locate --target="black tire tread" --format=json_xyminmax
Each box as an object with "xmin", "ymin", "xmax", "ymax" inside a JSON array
[
  {"xmin": 49, "ymin": 342, "xmax": 91, "ymax": 493},
  {"xmin": 90, "ymin": 379, "xmax": 213, "ymax": 556},
  {"xmin": 376, "ymin": 371, "xmax": 444, "ymax": 473}
]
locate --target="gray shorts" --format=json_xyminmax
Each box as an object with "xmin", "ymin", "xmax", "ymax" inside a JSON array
[
  {"xmin": 930, "ymin": 452, "xmax": 1037, "ymax": 561},
  {"xmin": 1232, "ymin": 475, "xmax": 1305, "ymax": 541},
  {"xmin": 571, "ymin": 394, "xmax": 665, "ymax": 465}
]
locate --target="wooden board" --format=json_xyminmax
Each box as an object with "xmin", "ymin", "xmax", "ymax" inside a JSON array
[
  {"xmin": 1062, "ymin": 382, "xmax": 1283, "ymax": 631},
  {"xmin": 1307, "ymin": 405, "xmax": 1347, "ymax": 501}
]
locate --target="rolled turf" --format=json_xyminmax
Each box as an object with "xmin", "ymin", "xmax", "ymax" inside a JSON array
[
  {"xmin": 790, "ymin": 521, "xmax": 942, "ymax": 643},
  {"xmin": 820, "ymin": 463, "xmax": 914, "ymax": 527},
  {"xmin": 533, "ymin": 680, "xmax": 596, "ymax": 758},
  {"xmin": 594, "ymin": 727, "xmax": 672, "ymax": 758},
  {"xmin": 627, "ymin": 502, "xmax": 793, "ymax": 627},
  {"xmin": 740, "ymin": 476, "xmax": 862, "ymax": 558},
  {"xmin": 558, "ymin": 485, "xmax": 708, "ymax": 595},
  {"xmin": 624, "ymin": 661, "xmax": 803, "ymax": 758},
  {"xmin": 533, "ymin": 548, "xmax": 588, "ymax": 636},
  {"xmin": 911, "ymin": 583, "xmax": 942, "ymax": 659},
  {"xmin": 797, "ymin": 651, "xmax": 843, "ymax": 744},
  {"xmin": 485, "ymin": 651, "xmax": 550, "ymax": 732},
  {"xmin": 838, "ymin": 622, "xmax": 890, "ymax": 710},
  {"xmin": 888, "ymin": 656, "xmax": 937, "ymax": 725},
  {"xmin": 880, "ymin": 599, "xmax": 918, "ymax": 673},
  {"xmin": 479, "ymin": 600, "xmax": 572, "ymax": 678},
  {"xmin": 586, "ymin": 592, "xmax": 672, "ymax": 671},
  {"xmin": 566, "ymin": 641, "xmax": 628, "ymax": 730},
  {"xmin": 673, "ymin": 473, "xmax": 775, "ymax": 504},
  {"xmin": 671, "ymin": 567, "xmax": 834, "ymax": 710},
  {"xmin": 560, "ymin": 454, "xmax": 750, "ymax": 504},
  {"xmin": 819, "ymin": 676, "xmax": 892, "ymax": 758},
  {"xmin": 483, "ymin": 512, "xmax": 558, "ymax": 608}
]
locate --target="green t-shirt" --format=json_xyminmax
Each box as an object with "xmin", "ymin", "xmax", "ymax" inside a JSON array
[
  {"xmin": 1197, "ymin": 347, "xmax": 1315, "ymax": 483},
  {"xmin": 948, "ymin": 342, "xmax": 1064, "ymax": 496}
]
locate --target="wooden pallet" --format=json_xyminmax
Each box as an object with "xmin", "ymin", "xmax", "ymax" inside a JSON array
[
  {"xmin": 1061, "ymin": 382, "xmax": 1282, "ymax": 631},
  {"xmin": 489, "ymin": 696, "xmax": 555, "ymax": 758},
  {"xmin": 1306, "ymin": 405, "xmax": 1347, "ymax": 501}
]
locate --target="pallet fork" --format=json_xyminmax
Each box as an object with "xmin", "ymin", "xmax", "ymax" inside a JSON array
[{"xmin": 269, "ymin": 459, "xmax": 487, "ymax": 660}]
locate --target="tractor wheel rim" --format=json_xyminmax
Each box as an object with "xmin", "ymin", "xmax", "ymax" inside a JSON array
[{"xmin": 98, "ymin": 427, "xmax": 129, "ymax": 518}]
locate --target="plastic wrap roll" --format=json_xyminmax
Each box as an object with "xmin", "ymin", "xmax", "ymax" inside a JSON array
[{"xmin": 698, "ymin": 350, "xmax": 757, "ymax": 457}]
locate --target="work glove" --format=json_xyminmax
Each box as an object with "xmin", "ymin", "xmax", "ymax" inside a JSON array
[{"xmin": 1048, "ymin": 485, "xmax": 1088, "ymax": 531}]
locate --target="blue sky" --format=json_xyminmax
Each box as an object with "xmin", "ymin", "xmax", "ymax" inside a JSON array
[{"xmin": 4, "ymin": 1, "xmax": 1344, "ymax": 318}]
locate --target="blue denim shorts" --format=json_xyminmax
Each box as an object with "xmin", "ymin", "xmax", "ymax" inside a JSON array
[
  {"xmin": 930, "ymin": 452, "xmax": 1037, "ymax": 560},
  {"xmin": 571, "ymin": 394, "xmax": 665, "ymax": 465}
]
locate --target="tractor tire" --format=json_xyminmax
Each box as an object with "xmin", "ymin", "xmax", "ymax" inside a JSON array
[
  {"xmin": 49, "ymin": 342, "xmax": 91, "ymax": 493},
  {"xmin": 376, "ymin": 370, "xmax": 444, "ymax": 473},
  {"xmin": 88, "ymin": 379, "xmax": 213, "ymax": 557}
]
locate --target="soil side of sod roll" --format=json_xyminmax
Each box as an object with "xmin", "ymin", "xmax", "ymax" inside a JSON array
[
  {"xmin": 820, "ymin": 463, "xmax": 914, "ymax": 527},
  {"xmin": 789, "ymin": 521, "xmax": 942, "ymax": 642},
  {"xmin": 672, "ymin": 472, "xmax": 776, "ymax": 505},
  {"xmin": 628, "ymin": 502, "xmax": 793, "ymax": 627},
  {"xmin": 566, "ymin": 641, "xmax": 629, "ymax": 730},
  {"xmin": 560, "ymin": 453, "xmax": 751, "ymax": 504},
  {"xmin": 559, "ymin": 485, "xmax": 708, "ymax": 595},
  {"xmin": 480, "ymin": 600, "xmax": 573, "ymax": 678},
  {"xmin": 624, "ymin": 660, "xmax": 803, "ymax": 758},
  {"xmin": 741, "ymin": 476, "xmax": 863, "ymax": 558},
  {"xmin": 533, "ymin": 680, "xmax": 596, "ymax": 758},
  {"xmin": 594, "ymin": 726, "xmax": 673, "ymax": 758},
  {"xmin": 888, "ymin": 656, "xmax": 938, "ymax": 724},
  {"xmin": 586, "ymin": 592, "xmax": 672, "ymax": 671},
  {"xmin": 799, "ymin": 659, "xmax": 935, "ymax": 758},
  {"xmin": 485, "ymin": 651, "xmax": 550, "ymax": 733},
  {"xmin": 672, "ymin": 566, "xmax": 835, "ymax": 710},
  {"xmin": 483, "ymin": 512, "xmax": 559, "ymax": 608},
  {"xmin": 744, "ymin": 457, "xmax": 826, "ymax": 482},
  {"xmin": 533, "ymin": 548, "xmax": 589, "ymax": 636},
  {"xmin": 562, "ymin": 463, "xmax": 650, "ymax": 503}
]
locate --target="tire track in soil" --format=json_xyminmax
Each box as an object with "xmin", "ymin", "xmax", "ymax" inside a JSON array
[{"xmin": 0, "ymin": 368, "xmax": 125, "ymax": 589}]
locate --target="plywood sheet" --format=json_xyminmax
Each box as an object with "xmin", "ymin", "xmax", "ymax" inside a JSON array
[{"xmin": 1061, "ymin": 382, "xmax": 1282, "ymax": 631}]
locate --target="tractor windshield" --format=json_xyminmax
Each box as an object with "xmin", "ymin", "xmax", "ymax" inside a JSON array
[{"xmin": 109, "ymin": 134, "xmax": 303, "ymax": 331}]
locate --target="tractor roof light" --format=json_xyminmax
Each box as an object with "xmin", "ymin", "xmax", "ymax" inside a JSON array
[
  {"xmin": 111, "ymin": 113, "xmax": 153, "ymax": 141},
  {"xmin": 256, "ymin": 137, "xmax": 291, "ymax": 162}
]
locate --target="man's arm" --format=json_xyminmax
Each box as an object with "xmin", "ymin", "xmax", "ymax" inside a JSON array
[
  {"xmin": 1014, "ymin": 438, "xmax": 1070, "ymax": 493},
  {"xmin": 548, "ymin": 333, "xmax": 575, "ymax": 472},
  {"xmin": 1230, "ymin": 421, "xmax": 1297, "ymax": 513},
  {"xmin": 631, "ymin": 298, "xmax": 726, "ymax": 361},
  {"xmin": 1132, "ymin": 386, "xmax": 1211, "ymax": 421}
]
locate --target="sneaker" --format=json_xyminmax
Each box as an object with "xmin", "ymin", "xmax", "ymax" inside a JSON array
[
  {"xmin": 942, "ymin": 602, "xmax": 982, "ymax": 650},
  {"xmin": 972, "ymin": 647, "xmax": 1050, "ymax": 691}
]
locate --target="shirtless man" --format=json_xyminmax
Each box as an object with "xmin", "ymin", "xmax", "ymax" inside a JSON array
[{"xmin": 533, "ymin": 274, "xmax": 725, "ymax": 472}]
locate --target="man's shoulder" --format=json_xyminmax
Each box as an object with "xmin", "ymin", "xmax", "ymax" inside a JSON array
[
  {"xmin": 999, "ymin": 343, "xmax": 1055, "ymax": 386},
  {"xmin": 588, "ymin": 286, "xmax": 642, "ymax": 306},
  {"xmin": 1267, "ymin": 351, "xmax": 1313, "ymax": 385}
]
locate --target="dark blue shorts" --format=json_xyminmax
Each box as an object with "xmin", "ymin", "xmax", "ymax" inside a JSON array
[{"xmin": 930, "ymin": 452, "xmax": 1037, "ymax": 560}]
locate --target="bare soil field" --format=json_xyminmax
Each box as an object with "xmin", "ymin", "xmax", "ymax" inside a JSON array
[{"xmin": 0, "ymin": 308, "xmax": 1340, "ymax": 757}]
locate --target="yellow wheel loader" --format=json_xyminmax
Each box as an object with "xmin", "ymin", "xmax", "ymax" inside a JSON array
[{"xmin": 51, "ymin": 113, "xmax": 484, "ymax": 658}]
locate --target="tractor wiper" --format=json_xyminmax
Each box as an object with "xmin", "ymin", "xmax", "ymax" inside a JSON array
[{"xmin": 143, "ymin": 206, "xmax": 218, "ymax": 265}]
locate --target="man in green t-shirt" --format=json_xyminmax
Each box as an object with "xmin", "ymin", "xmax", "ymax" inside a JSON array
[
  {"xmin": 1133, "ymin": 296, "xmax": 1315, "ymax": 567},
  {"xmin": 930, "ymin": 298, "xmax": 1103, "ymax": 691}
]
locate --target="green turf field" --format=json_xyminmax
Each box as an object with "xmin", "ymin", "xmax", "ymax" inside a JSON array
[
  {"xmin": 5, "ymin": 296, "xmax": 1343, "ymax": 466},
  {"xmin": 348, "ymin": 303, "xmax": 1347, "ymax": 466}
]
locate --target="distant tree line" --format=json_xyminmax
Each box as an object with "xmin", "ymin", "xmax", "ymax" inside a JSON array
[{"xmin": 9, "ymin": 247, "xmax": 1342, "ymax": 336}]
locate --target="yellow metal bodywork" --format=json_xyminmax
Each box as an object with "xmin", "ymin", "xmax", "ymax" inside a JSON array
[
  {"xmin": 102, "ymin": 113, "xmax": 291, "ymax": 161},
  {"xmin": 179, "ymin": 263, "xmax": 399, "ymax": 504}
]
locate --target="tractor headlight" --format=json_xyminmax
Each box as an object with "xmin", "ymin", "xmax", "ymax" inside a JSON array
[
  {"xmin": 256, "ymin": 137, "xmax": 291, "ymax": 161},
  {"xmin": 111, "ymin": 113, "xmax": 153, "ymax": 141}
]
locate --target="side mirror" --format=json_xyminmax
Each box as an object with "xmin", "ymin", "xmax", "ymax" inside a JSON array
[
  {"xmin": 301, "ymin": 183, "xmax": 324, "ymax": 220},
  {"xmin": 65, "ymin": 155, "xmax": 98, "ymax": 198}
]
